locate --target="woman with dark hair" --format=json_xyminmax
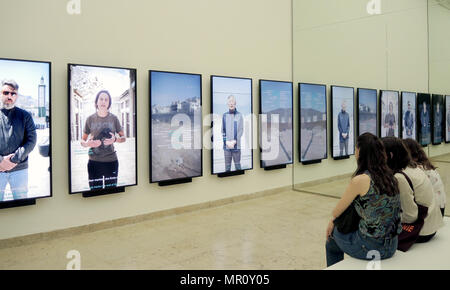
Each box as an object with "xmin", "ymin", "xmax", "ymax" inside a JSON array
[
  {"xmin": 326, "ymin": 133, "xmax": 402, "ymax": 267},
  {"xmin": 381, "ymin": 137, "xmax": 443, "ymax": 244},
  {"xmin": 81, "ymin": 90, "xmax": 126, "ymax": 191},
  {"xmin": 402, "ymin": 138, "xmax": 446, "ymax": 217}
]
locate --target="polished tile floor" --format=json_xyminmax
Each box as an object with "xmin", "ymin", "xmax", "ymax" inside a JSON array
[{"xmin": 0, "ymin": 190, "xmax": 338, "ymax": 270}]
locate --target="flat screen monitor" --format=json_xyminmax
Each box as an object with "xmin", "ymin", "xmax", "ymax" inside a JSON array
[
  {"xmin": 380, "ymin": 90, "xmax": 400, "ymax": 138},
  {"xmin": 211, "ymin": 76, "xmax": 253, "ymax": 175},
  {"xmin": 149, "ymin": 70, "xmax": 202, "ymax": 183},
  {"xmin": 417, "ymin": 93, "xmax": 431, "ymax": 146},
  {"xmin": 0, "ymin": 58, "xmax": 52, "ymax": 203},
  {"xmin": 259, "ymin": 80, "xmax": 293, "ymax": 169},
  {"xmin": 68, "ymin": 64, "xmax": 137, "ymax": 194},
  {"xmin": 299, "ymin": 83, "xmax": 327, "ymax": 164},
  {"xmin": 401, "ymin": 92, "xmax": 417, "ymax": 140},
  {"xmin": 331, "ymin": 85, "xmax": 355, "ymax": 159},
  {"xmin": 446, "ymin": 95, "xmax": 450, "ymax": 143},
  {"xmin": 432, "ymin": 94, "xmax": 444, "ymax": 145},
  {"xmin": 357, "ymin": 88, "xmax": 378, "ymax": 137}
]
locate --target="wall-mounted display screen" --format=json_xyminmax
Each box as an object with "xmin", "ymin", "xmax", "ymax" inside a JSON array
[
  {"xmin": 150, "ymin": 70, "xmax": 202, "ymax": 183},
  {"xmin": 299, "ymin": 83, "xmax": 327, "ymax": 163},
  {"xmin": 357, "ymin": 88, "xmax": 377, "ymax": 137},
  {"xmin": 417, "ymin": 93, "xmax": 431, "ymax": 146},
  {"xmin": 0, "ymin": 58, "xmax": 51, "ymax": 203},
  {"xmin": 211, "ymin": 76, "xmax": 253, "ymax": 175},
  {"xmin": 446, "ymin": 95, "xmax": 450, "ymax": 143},
  {"xmin": 401, "ymin": 92, "xmax": 417, "ymax": 140},
  {"xmin": 380, "ymin": 90, "xmax": 399, "ymax": 138},
  {"xmin": 68, "ymin": 64, "xmax": 137, "ymax": 194},
  {"xmin": 331, "ymin": 86, "xmax": 355, "ymax": 159},
  {"xmin": 432, "ymin": 94, "xmax": 444, "ymax": 145},
  {"xmin": 259, "ymin": 80, "xmax": 293, "ymax": 168}
]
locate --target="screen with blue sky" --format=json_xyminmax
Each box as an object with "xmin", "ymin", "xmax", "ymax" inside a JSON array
[
  {"xmin": 0, "ymin": 58, "xmax": 51, "ymax": 202},
  {"xmin": 150, "ymin": 71, "xmax": 202, "ymax": 183}
]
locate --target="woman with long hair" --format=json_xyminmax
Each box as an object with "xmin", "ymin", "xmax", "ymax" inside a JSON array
[
  {"xmin": 382, "ymin": 137, "xmax": 443, "ymax": 244},
  {"xmin": 81, "ymin": 90, "xmax": 126, "ymax": 191},
  {"xmin": 326, "ymin": 133, "xmax": 402, "ymax": 267},
  {"xmin": 402, "ymin": 138, "xmax": 446, "ymax": 217}
]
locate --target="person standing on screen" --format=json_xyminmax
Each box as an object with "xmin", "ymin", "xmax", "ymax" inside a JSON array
[
  {"xmin": 222, "ymin": 95, "xmax": 244, "ymax": 172},
  {"xmin": 337, "ymin": 100, "xmax": 350, "ymax": 156},
  {"xmin": 420, "ymin": 101, "xmax": 430, "ymax": 144},
  {"xmin": 0, "ymin": 80, "xmax": 37, "ymax": 201},
  {"xmin": 384, "ymin": 102, "xmax": 396, "ymax": 137},
  {"xmin": 434, "ymin": 102, "xmax": 442, "ymax": 142},
  {"xmin": 81, "ymin": 90, "xmax": 126, "ymax": 191},
  {"xmin": 403, "ymin": 101, "xmax": 414, "ymax": 138}
]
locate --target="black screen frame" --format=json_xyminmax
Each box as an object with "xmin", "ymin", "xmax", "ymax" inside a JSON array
[
  {"xmin": 446, "ymin": 95, "xmax": 450, "ymax": 144},
  {"xmin": 298, "ymin": 82, "xmax": 328, "ymax": 164},
  {"xmin": 210, "ymin": 75, "xmax": 254, "ymax": 176},
  {"xmin": 400, "ymin": 91, "xmax": 417, "ymax": 141},
  {"xmin": 356, "ymin": 88, "xmax": 378, "ymax": 137},
  {"xmin": 0, "ymin": 57, "xmax": 53, "ymax": 205},
  {"xmin": 379, "ymin": 90, "xmax": 400, "ymax": 139},
  {"xmin": 330, "ymin": 85, "xmax": 355, "ymax": 160},
  {"xmin": 258, "ymin": 79, "xmax": 293, "ymax": 169},
  {"xmin": 67, "ymin": 63, "xmax": 138, "ymax": 195},
  {"xmin": 149, "ymin": 69, "xmax": 203, "ymax": 184}
]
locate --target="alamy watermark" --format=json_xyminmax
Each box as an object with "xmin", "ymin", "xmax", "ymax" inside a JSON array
[
  {"xmin": 67, "ymin": 0, "xmax": 81, "ymax": 15},
  {"xmin": 155, "ymin": 113, "xmax": 283, "ymax": 161},
  {"xmin": 66, "ymin": 250, "xmax": 81, "ymax": 270},
  {"xmin": 366, "ymin": 250, "xmax": 381, "ymax": 270},
  {"xmin": 367, "ymin": 0, "xmax": 382, "ymax": 15}
]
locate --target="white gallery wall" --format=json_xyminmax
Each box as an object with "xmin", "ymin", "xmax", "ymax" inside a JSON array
[
  {"xmin": 292, "ymin": 0, "xmax": 450, "ymax": 185},
  {"xmin": 0, "ymin": 0, "xmax": 293, "ymax": 240}
]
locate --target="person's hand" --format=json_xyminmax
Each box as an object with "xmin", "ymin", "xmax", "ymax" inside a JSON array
[
  {"xmin": 226, "ymin": 141, "xmax": 234, "ymax": 149},
  {"xmin": 103, "ymin": 133, "xmax": 116, "ymax": 146},
  {"xmin": 326, "ymin": 219, "xmax": 335, "ymax": 241},
  {"xmin": 342, "ymin": 133, "xmax": 347, "ymax": 139},
  {"xmin": 86, "ymin": 139, "xmax": 102, "ymax": 148},
  {"xmin": 0, "ymin": 154, "xmax": 17, "ymax": 171}
]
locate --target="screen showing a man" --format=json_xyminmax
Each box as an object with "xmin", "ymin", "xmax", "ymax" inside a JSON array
[
  {"xmin": 380, "ymin": 91, "xmax": 399, "ymax": 138},
  {"xmin": 331, "ymin": 86, "xmax": 354, "ymax": 158},
  {"xmin": 211, "ymin": 76, "xmax": 252, "ymax": 175},
  {"xmin": 418, "ymin": 93, "xmax": 431, "ymax": 146},
  {"xmin": 0, "ymin": 58, "xmax": 51, "ymax": 203},
  {"xmin": 432, "ymin": 95, "xmax": 444, "ymax": 144},
  {"xmin": 401, "ymin": 92, "xmax": 416, "ymax": 140}
]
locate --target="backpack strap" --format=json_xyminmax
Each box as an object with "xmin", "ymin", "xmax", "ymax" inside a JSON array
[{"xmin": 398, "ymin": 171, "xmax": 414, "ymax": 192}]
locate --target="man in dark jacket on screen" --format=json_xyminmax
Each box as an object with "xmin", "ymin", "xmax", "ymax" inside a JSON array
[
  {"xmin": 0, "ymin": 80, "xmax": 37, "ymax": 201},
  {"xmin": 337, "ymin": 100, "xmax": 350, "ymax": 156},
  {"xmin": 222, "ymin": 95, "xmax": 243, "ymax": 172}
]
